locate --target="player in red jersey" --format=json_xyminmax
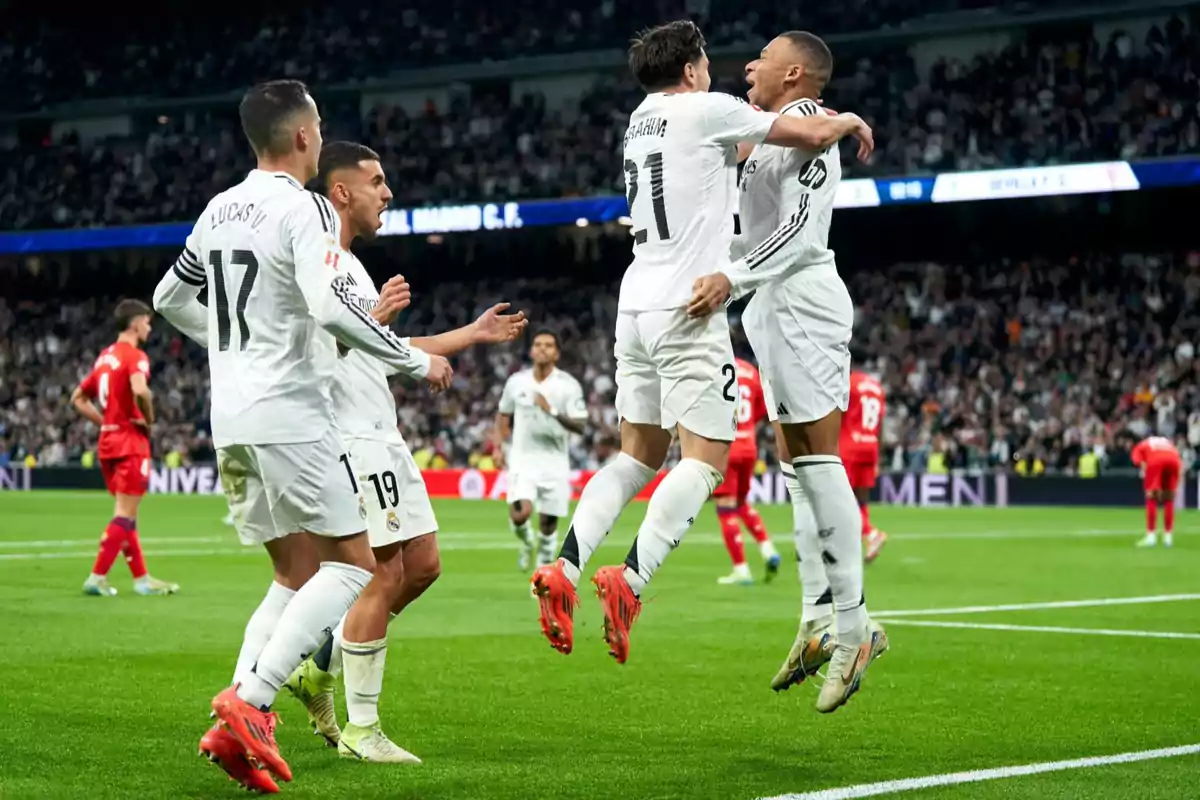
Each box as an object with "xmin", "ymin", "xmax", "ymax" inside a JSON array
[
  {"xmin": 1131, "ymin": 435, "xmax": 1182, "ymax": 548},
  {"xmin": 841, "ymin": 370, "xmax": 887, "ymax": 563},
  {"xmin": 713, "ymin": 357, "xmax": 781, "ymax": 584},
  {"xmin": 70, "ymin": 299, "xmax": 179, "ymax": 597}
]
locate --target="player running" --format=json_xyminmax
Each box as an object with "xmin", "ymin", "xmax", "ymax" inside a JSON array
[
  {"xmin": 713, "ymin": 356, "xmax": 780, "ymax": 585},
  {"xmin": 154, "ymin": 81, "xmax": 452, "ymax": 792},
  {"xmin": 71, "ymin": 299, "xmax": 179, "ymax": 598},
  {"xmin": 689, "ymin": 31, "xmax": 887, "ymax": 713},
  {"xmin": 843, "ymin": 369, "xmax": 888, "ymax": 563},
  {"xmin": 1132, "ymin": 435, "xmax": 1182, "ymax": 548},
  {"xmin": 493, "ymin": 330, "xmax": 588, "ymax": 572},
  {"xmin": 280, "ymin": 141, "xmax": 526, "ymax": 764},
  {"xmin": 531, "ymin": 20, "xmax": 873, "ymax": 665}
]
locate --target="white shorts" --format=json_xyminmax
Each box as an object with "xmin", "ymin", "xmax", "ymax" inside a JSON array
[
  {"xmin": 506, "ymin": 471, "xmax": 571, "ymax": 519},
  {"xmin": 743, "ymin": 267, "xmax": 853, "ymax": 425},
  {"xmin": 219, "ymin": 427, "xmax": 367, "ymax": 547},
  {"xmin": 347, "ymin": 437, "xmax": 438, "ymax": 548},
  {"xmin": 614, "ymin": 308, "xmax": 737, "ymax": 442}
]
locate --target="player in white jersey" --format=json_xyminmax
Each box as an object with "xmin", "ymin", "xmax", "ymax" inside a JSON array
[
  {"xmin": 531, "ymin": 20, "xmax": 873, "ymax": 665},
  {"xmin": 277, "ymin": 142, "xmax": 526, "ymax": 764},
  {"xmin": 688, "ymin": 33, "xmax": 888, "ymax": 713},
  {"xmin": 152, "ymin": 81, "xmax": 453, "ymax": 791},
  {"xmin": 493, "ymin": 330, "xmax": 588, "ymax": 570}
]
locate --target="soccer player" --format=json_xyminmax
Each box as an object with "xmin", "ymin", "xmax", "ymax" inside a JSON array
[
  {"xmin": 842, "ymin": 369, "xmax": 888, "ymax": 563},
  {"xmin": 71, "ymin": 299, "xmax": 179, "ymax": 598},
  {"xmin": 1132, "ymin": 435, "xmax": 1182, "ymax": 548},
  {"xmin": 688, "ymin": 31, "xmax": 887, "ymax": 713},
  {"xmin": 153, "ymin": 81, "xmax": 452, "ymax": 792},
  {"xmin": 530, "ymin": 20, "xmax": 873, "ymax": 665},
  {"xmin": 280, "ymin": 141, "xmax": 526, "ymax": 764},
  {"xmin": 494, "ymin": 330, "xmax": 588, "ymax": 571},
  {"xmin": 713, "ymin": 356, "xmax": 780, "ymax": 585}
]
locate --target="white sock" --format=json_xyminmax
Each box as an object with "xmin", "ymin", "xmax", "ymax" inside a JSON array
[
  {"xmin": 86, "ymin": 573, "xmax": 105, "ymax": 584},
  {"xmin": 511, "ymin": 518, "xmax": 532, "ymax": 544},
  {"xmin": 326, "ymin": 616, "xmax": 346, "ymax": 677},
  {"xmin": 537, "ymin": 529, "xmax": 558, "ymax": 567},
  {"xmin": 782, "ymin": 464, "xmax": 833, "ymax": 623},
  {"xmin": 238, "ymin": 561, "xmax": 372, "ymax": 709},
  {"xmin": 343, "ymin": 637, "xmax": 387, "ymax": 728},
  {"xmin": 793, "ymin": 456, "xmax": 868, "ymax": 644},
  {"xmin": 623, "ymin": 458, "xmax": 723, "ymax": 595},
  {"xmin": 560, "ymin": 453, "xmax": 656, "ymax": 586},
  {"xmin": 233, "ymin": 581, "xmax": 296, "ymax": 687}
]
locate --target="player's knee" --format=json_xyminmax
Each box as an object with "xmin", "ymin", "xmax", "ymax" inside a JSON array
[
  {"xmin": 406, "ymin": 551, "xmax": 442, "ymax": 595},
  {"xmin": 510, "ymin": 501, "xmax": 532, "ymax": 525},
  {"xmin": 373, "ymin": 548, "xmax": 407, "ymax": 592}
]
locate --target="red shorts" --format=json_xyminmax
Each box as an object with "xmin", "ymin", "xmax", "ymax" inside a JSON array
[
  {"xmin": 714, "ymin": 455, "xmax": 755, "ymax": 503},
  {"xmin": 1144, "ymin": 459, "xmax": 1181, "ymax": 494},
  {"xmin": 101, "ymin": 455, "xmax": 150, "ymax": 497},
  {"xmin": 844, "ymin": 458, "xmax": 878, "ymax": 490}
]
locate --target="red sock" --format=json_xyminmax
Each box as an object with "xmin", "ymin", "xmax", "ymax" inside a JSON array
[
  {"xmin": 1164, "ymin": 501, "xmax": 1175, "ymax": 534},
  {"xmin": 737, "ymin": 504, "xmax": 769, "ymax": 544},
  {"xmin": 1146, "ymin": 500, "xmax": 1158, "ymax": 533},
  {"xmin": 122, "ymin": 522, "xmax": 148, "ymax": 580},
  {"xmin": 860, "ymin": 502, "xmax": 872, "ymax": 537},
  {"xmin": 718, "ymin": 509, "xmax": 746, "ymax": 566},
  {"xmin": 92, "ymin": 517, "xmax": 133, "ymax": 576}
]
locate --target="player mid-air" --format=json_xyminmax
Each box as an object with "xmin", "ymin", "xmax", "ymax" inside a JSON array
[
  {"xmin": 154, "ymin": 81, "xmax": 452, "ymax": 792},
  {"xmin": 281, "ymin": 141, "xmax": 526, "ymax": 764},
  {"xmin": 531, "ymin": 19, "xmax": 874, "ymax": 665},
  {"xmin": 1132, "ymin": 435, "xmax": 1182, "ymax": 548},
  {"xmin": 71, "ymin": 299, "xmax": 179, "ymax": 597},
  {"xmin": 713, "ymin": 356, "xmax": 780, "ymax": 585},
  {"xmin": 494, "ymin": 330, "xmax": 588, "ymax": 572},
  {"xmin": 689, "ymin": 31, "xmax": 887, "ymax": 712},
  {"xmin": 843, "ymin": 369, "xmax": 888, "ymax": 563}
]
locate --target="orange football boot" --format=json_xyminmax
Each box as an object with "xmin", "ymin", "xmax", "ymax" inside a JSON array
[
  {"xmin": 211, "ymin": 687, "xmax": 292, "ymax": 783},
  {"xmin": 199, "ymin": 723, "xmax": 280, "ymax": 794},
  {"xmin": 592, "ymin": 565, "xmax": 642, "ymax": 664},
  {"xmin": 531, "ymin": 562, "xmax": 579, "ymax": 654}
]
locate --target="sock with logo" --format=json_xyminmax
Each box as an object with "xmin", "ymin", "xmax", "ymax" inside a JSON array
[
  {"xmin": 781, "ymin": 464, "xmax": 833, "ymax": 622},
  {"xmin": 122, "ymin": 522, "xmax": 148, "ymax": 580},
  {"xmin": 559, "ymin": 453, "xmax": 657, "ymax": 586},
  {"xmin": 90, "ymin": 517, "xmax": 134, "ymax": 578},
  {"xmin": 233, "ymin": 582, "xmax": 297, "ymax": 687},
  {"xmin": 343, "ymin": 638, "xmax": 388, "ymax": 728}
]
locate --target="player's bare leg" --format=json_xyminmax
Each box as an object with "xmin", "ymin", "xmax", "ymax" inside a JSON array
[
  {"xmin": 715, "ymin": 494, "xmax": 754, "ymax": 585},
  {"xmin": 510, "ymin": 500, "xmax": 536, "ymax": 570},
  {"xmin": 856, "ymin": 485, "xmax": 888, "ymax": 564}
]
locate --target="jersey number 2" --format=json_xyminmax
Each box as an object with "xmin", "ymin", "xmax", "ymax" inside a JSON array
[
  {"xmin": 624, "ymin": 152, "xmax": 670, "ymax": 245},
  {"xmin": 209, "ymin": 250, "xmax": 260, "ymax": 351}
]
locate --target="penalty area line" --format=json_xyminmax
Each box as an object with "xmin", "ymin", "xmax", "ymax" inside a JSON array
[{"xmin": 755, "ymin": 743, "xmax": 1200, "ymax": 800}]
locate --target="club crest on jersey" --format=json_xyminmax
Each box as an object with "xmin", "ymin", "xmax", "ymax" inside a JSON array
[
  {"xmin": 386, "ymin": 511, "xmax": 400, "ymax": 533},
  {"xmin": 325, "ymin": 250, "xmax": 340, "ymax": 271}
]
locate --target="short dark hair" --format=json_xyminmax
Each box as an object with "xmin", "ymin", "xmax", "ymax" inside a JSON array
[
  {"xmin": 316, "ymin": 141, "xmax": 382, "ymax": 193},
  {"xmin": 115, "ymin": 299, "xmax": 152, "ymax": 332},
  {"xmin": 780, "ymin": 31, "xmax": 834, "ymax": 89},
  {"xmin": 239, "ymin": 80, "xmax": 312, "ymax": 157},
  {"xmin": 532, "ymin": 329, "xmax": 560, "ymax": 349},
  {"xmin": 628, "ymin": 20, "xmax": 707, "ymax": 92}
]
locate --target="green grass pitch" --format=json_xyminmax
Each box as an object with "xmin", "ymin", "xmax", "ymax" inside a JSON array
[{"xmin": 0, "ymin": 493, "xmax": 1197, "ymax": 799}]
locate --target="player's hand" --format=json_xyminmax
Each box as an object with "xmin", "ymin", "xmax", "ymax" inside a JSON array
[
  {"xmin": 838, "ymin": 112, "xmax": 874, "ymax": 163},
  {"xmin": 472, "ymin": 303, "xmax": 528, "ymax": 344},
  {"xmin": 423, "ymin": 355, "xmax": 453, "ymax": 394},
  {"xmin": 533, "ymin": 393, "xmax": 553, "ymax": 414},
  {"xmin": 373, "ymin": 275, "xmax": 412, "ymax": 326},
  {"xmin": 687, "ymin": 272, "xmax": 733, "ymax": 318}
]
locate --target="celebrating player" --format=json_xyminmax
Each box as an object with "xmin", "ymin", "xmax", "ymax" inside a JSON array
[
  {"xmin": 1132, "ymin": 435, "xmax": 1182, "ymax": 548},
  {"xmin": 281, "ymin": 141, "xmax": 526, "ymax": 764},
  {"xmin": 713, "ymin": 356, "xmax": 780, "ymax": 585},
  {"xmin": 842, "ymin": 369, "xmax": 888, "ymax": 563},
  {"xmin": 494, "ymin": 330, "xmax": 588, "ymax": 572},
  {"xmin": 531, "ymin": 20, "xmax": 873, "ymax": 665},
  {"xmin": 71, "ymin": 299, "xmax": 179, "ymax": 598},
  {"xmin": 688, "ymin": 31, "xmax": 886, "ymax": 713},
  {"xmin": 154, "ymin": 81, "xmax": 452, "ymax": 792}
]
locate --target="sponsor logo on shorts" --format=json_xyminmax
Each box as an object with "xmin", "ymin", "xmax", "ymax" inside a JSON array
[{"xmin": 386, "ymin": 511, "xmax": 400, "ymax": 533}]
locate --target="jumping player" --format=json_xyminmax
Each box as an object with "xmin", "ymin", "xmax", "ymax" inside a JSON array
[
  {"xmin": 71, "ymin": 299, "xmax": 179, "ymax": 598},
  {"xmin": 714, "ymin": 356, "xmax": 780, "ymax": 584},
  {"xmin": 842, "ymin": 369, "xmax": 887, "ymax": 563},
  {"xmin": 1132, "ymin": 435, "xmax": 1182, "ymax": 548}
]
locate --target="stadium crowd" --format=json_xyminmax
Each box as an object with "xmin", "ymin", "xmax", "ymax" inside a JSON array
[
  {"xmin": 2, "ymin": 15, "xmax": 1196, "ymax": 230},
  {"xmin": 4, "ymin": 249, "xmax": 1199, "ymax": 475}
]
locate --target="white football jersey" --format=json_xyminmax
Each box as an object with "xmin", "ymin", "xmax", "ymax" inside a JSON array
[
  {"xmin": 618, "ymin": 92, "xmax": 778, "ymax": 312},
  {"xmin": 152, "ymin": 169, "xmax": 431, "ymax": 448},
  {"xmin": 499, "ymin": 368, "xmax": 587, "ymax": 476}
]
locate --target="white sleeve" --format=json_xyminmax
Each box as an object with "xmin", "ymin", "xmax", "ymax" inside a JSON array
[
  {"xmin": 152, "ymin": 223, "xmax": 209, "ymax": 346},
  {"xmin": 565, "ymin": 379, "xmax": 588, "ymax": 421},
  {"xmin": 704, "ymin": 94, "xmax": 778, "ymax": 146},
  {"xmin": 498, "ymin": 377, "xmax": 516, "ymax": 414},
  {"xmin": 287, "ymin": 193, "xmax": 431, "ymax": 379}
]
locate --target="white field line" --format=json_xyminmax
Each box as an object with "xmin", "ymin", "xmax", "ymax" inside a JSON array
[
  {"xmin": 0, "ymin": 539, "xmax": 558, "ymax": 561},
  {"xmin": 874, "ymin": 594, "xmax": 1200, "ymax": 618},
  {"xmin": 0, "ymin": 536, "xmax": 226, "ymax": 549},
  {"xmin": 877, "ymin": 618, "xmax": 1200, "ymax": 641},
  {"xmin": 756, "ymin": 744, "xmax": 1200, "ymax": 800}
]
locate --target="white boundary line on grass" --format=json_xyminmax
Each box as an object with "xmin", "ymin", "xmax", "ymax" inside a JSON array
[
  {"xmin": 756, "ymin": 743, "xmax": 1200, "ymax": 800},
  {"xmin": 878, "ymin": 618, "xmax": 1200, "ymax": 640},
  {"xmin": 874, "ymin": 593, "xmax": 1200, "ymax": 617}
]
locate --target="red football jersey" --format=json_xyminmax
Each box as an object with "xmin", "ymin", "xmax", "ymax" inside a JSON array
[
  {"xmin": 841, "ymin": 371, "xmax": 885, "ymax": 459},
  {"xmin": 731, "ymin": 358, "xmax": 767, "ymax": 461},
  {"xmin": 1131, "ymin": 436, "xmax": 1180, "ymax": 466},
  {"xmin": 78, "ymin": 341, "xmax": 151, "ymax": 460}
]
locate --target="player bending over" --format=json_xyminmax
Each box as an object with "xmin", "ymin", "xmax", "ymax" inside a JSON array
[
  {"xmin": 1133, "ymin": 435, "xmax": 1182, "ymax": 548},
  {"xmin": 531, "ymin": 20, "xmax": 872, "ymax": 665},
  {"xmin": 689, "ymin": 31, "xmax": 887, "ymax": 713},
  {"xmin": 493, "ymin": 330, "xmax": 588, "ymax": 571},
  {"xmin": 71, "ymin": 299, "xmax": 179, "ymax": 597},
  {"xmin": 843, "ymin": 369, "xmax": 887, "ymax": 563},
  {"xmin": 714, "ymin": 356, "xmax": 780, "ymax": 585},
  {"xmin": 280, "ymin": 141, "xmax": 526, "ymax": 764},
  {"xmin": 154, "ymin": 81, "xmax": 451, "ymax": 793}
]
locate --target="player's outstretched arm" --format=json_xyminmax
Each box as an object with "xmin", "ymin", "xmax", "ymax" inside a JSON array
[
  {"xmin": 764, "ymin": 112, "xmax": 874, "ymax": 162},
  {"xmin": 69, "ymin": 386, "xmax": 104, "ymax": 427},
  {"xmin": 410, "ymin": 303, "xmax": 528, "ymax": 357},
  {"xmin": 152, "ymin": 241, "xmax": 209, "ymax": 346}
]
